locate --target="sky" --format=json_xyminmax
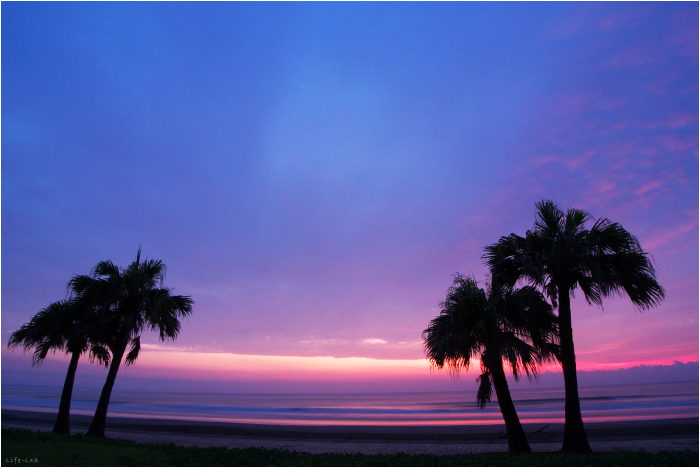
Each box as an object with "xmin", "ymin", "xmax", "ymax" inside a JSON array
[{"xmin": 2, "ymin": 2, "xmax": 698, "ymax": 393}]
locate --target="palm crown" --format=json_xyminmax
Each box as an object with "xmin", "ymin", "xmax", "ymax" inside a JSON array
[
  {"xmin": 70, "ymin": 250, "xmax": 193, "ymax": 363},
  {"xmin": 423, "ymin": 275, "xmax": 558, "ymax": 408},
  {"xmin": 8, "ymin": 299, "xmax": 110, "ymax": 367},
  {"xmin": 483, "ymin": 200, "xmax": 665, "ymax": 309}
]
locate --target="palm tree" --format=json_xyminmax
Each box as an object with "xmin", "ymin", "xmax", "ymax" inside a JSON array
[
  {"xmin": 483, "ymin": 200, "xmax": 665, "ymax": 452},
  {"xmin": 423, "ymin": 275, "xmax": 558, "ymax": 453},
  {"xmin": 8, "ymin": 300, "xmax": 110, "ymax": 434},
  {"xmin": 70, "ymin": 249, "xmax": 194, "ymax": 438}
]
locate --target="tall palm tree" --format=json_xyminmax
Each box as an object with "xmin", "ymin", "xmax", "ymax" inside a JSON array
[
  {"xmin": 483, "ymin": 200, "xmax": 665, "ymax": 453},
  {"xmin": 8, "ymin": 300, "xmax": 110, "ymax": 434},
  {"xmin": 70, "ymin": 249, "xmax": 194, "ymax": 438},
  {"xmin": 423, "ymin": 275, "xmax": 558, "ymax": 453}
]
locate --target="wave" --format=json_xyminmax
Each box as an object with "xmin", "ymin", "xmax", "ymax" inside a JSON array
[{"xmin": 3, "ymin": 380, "xmax": 697, "ymax": 424}]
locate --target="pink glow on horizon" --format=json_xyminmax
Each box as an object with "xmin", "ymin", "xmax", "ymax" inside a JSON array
[
  {"xmin": 12, "ymin": 344, "xmax": 685, "ymax": 382},
  {"xmin": 131, "ymin": 350, "xmax": 693, "ymax": 380},
  {"xmin": 126, "ymin": 346, "xmax": 434, "ymax": 381}
]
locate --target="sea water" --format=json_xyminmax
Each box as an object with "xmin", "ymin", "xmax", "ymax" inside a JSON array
[{"xmin": 2, "ymin": 381, "xmax": 697, "ymax": 426}]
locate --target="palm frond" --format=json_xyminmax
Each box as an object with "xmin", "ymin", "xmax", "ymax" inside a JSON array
[
  {"xmin": 423, "ymin": 313, "xmax": 472, "ymax": 374},
  {"xmin": 92, "ymin": 260, "xmax": 120, "ymax": 279},
  {"xmin": 534, "ymin": 200, "xmax": 564, "ymax": 235},
  {"xmin": 124, "ymin": 336, "xmax": 141, "ymax": 366},
  {"xmin": 140, "ymin": 259, "xmax": 166, "ymax": 285},
  {"xmin": 424, "ymin": 274, "xmax": 559, "ymax": 404},
  {"xmin": 484, "ymin": 200, "xmax": 665, "ymax": 311},
  {"xmin": 88, "ymin": 344, "xmax": 111, "ymax": 367},
  {"xmin": 8, "ymin": 301, "xmax": 74, "ymax": 366},
  {"xmin": 68, "ymin": 250, "xmax": 194, "ymax": 372},
  {"xmin": 476, "ymin": 372, "xmax": 493, "ymax": 409},
  {"xmin": 564, "ymin": 208, "xmax": 591, "ymax": 234}
]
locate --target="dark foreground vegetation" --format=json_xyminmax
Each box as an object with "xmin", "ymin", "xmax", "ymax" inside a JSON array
[{"xmin": 2, "ymin": 428, "xmax": 697, "ymax": 467}]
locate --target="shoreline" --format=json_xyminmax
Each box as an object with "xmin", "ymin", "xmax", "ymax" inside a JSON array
[{"xmin": 2, "ymin": 409, "xmax": 697, "ymax": 443}]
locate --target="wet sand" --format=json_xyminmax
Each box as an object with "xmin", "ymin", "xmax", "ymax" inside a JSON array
[{"xmin": 2, "ymin": 409, "xmax": 697, "ymax": 444}]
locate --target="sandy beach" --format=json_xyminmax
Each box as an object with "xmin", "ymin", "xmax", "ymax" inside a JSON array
[{"xmin": 3, "ymin": 409, "xmax": 697, "ymax": 454}]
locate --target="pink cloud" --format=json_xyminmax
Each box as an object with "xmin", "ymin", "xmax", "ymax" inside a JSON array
[
  {"xmin": 600, "ymin": 43, "xmax": 663, "ymax": 71},
  {"xmin": 564, "ymin": 149, "xmax": 596, "ymax": 171},
  {"xmin": 666, "ymin": 114, "xmax": 696, "ymax": 128},
  {"xmin": 642, "ymin": 219, "xmax": 698, "ymax": 250},
  {"xmin": 527, "ymin": 151, "xmax": 596, "ymax": 172},
  {"xmin": 634, "ymin": 179, "xmax": 665, "ymax": 196},
  {"xmin": 656, "ymin": 134, "xmax": 697, "ymax": 153},
  {"xmin": 598, "ymin": 5, "xmax": 650, "ymax": 33},
  {"xmin": 646, "ymin": 113, "xmax": 698, "ymax": 129},
  {"xmin": 596, "ymin": 179, "xmax": 617, "ymax": 193},
  {"xmin": 665, "ymin": 11, "xmax": 698, "ymax": 56}
]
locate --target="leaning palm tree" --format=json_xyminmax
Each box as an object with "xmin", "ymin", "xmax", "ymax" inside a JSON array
[
  {"xmin": 8, "ymin": 299, "xmax": 110, "ymax": 434},
  {"xmin": 483, "ymin": 200, "xmax": 665, "ymax": 453},
  {"xmin": 70, "ymin": 249, "xmax": 194, "ymax": 438},
  {"xmin": 423, "ymin": 275, "xmax": 558, "ymax": 453}
]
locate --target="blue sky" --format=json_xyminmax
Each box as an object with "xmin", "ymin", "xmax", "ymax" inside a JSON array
[{"xmin": 2, "ymin": 2, "xmax": 697, "ymax": 390}]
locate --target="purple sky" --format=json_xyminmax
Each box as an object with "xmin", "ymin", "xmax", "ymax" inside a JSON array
[{"xmin": 2, "ymin": 2, "xmax": 697, "ymax": 391}]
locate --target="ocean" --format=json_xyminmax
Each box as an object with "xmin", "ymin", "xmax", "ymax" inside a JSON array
[{"xmin": 2, "ymin": 380, "xmax": 697, "ymax": 426}]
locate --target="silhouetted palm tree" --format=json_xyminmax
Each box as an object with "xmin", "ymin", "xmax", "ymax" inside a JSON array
[
  {"xmin": 423, "ymin": 275, "xmax": 558, "ymax": 453},
  {"xmin": 70, "ymin": 249, "xmax": 194, "ymax": 438},
  {"xmin": 483, "ymin": 200, "xmax": 665, "ymax": 452},
  {"xmin": 8, "ymin": 299, "xmax": 110, "ymax": 434}
]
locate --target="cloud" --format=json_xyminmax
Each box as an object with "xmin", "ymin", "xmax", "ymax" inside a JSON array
[
  {"xmin": 634, "ymin": 179, "xmax": 665, "ymax": 196},
  {"xmin": 362, "ymin": 338, "xmax": 388, "ymax": 345},
  {"xmin": 564, "ymin": 149, "xmax": 596, "ymax": 171},
  {"xmin": 642, "ymin": 219, "xmax": 698, "ymax": 250},
  {"xmin": 139, "ymin": 343, "xmax": 206, "ymax": 353},
  {"xmin": 646, "ymin": 113, "xmax": 698, "ymax": 129}
]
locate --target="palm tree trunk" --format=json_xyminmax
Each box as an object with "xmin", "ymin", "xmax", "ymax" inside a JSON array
[
  {"xmin": 53, "ymin": 351, "xmax": 80, "ymax": 435},
  {"xmin": 558, "ymin": 286, "xmax": 592, "ymax": 453},
  {"xmin": 490, "ymin": 358, "xmax": 531, "ymax": 453},
  {"xmin": 86, "ymin": 340, "xmax": 127, "ymax": 438}
]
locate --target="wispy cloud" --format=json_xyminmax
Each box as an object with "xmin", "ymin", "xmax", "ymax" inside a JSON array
[
  {"xmin": 362, "ymin": 338, "xmax": 388, "ymax": 345},
  {"xmin": 642, "ymin": 218, "xmax": 698, "ymax": 250}
]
